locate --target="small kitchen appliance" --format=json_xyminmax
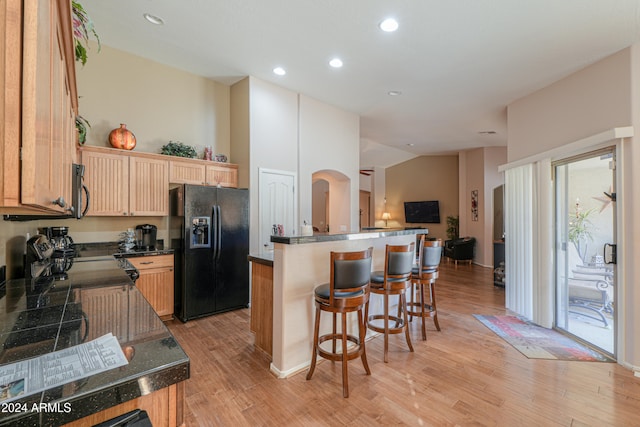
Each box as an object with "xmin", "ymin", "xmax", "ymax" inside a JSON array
[
  {"xmin": 39, "ymin": 226, "xmax": 75, "ymax": 254},
  {"xmin": 135, "ymin": 224, "xmax": 157, "ymax": 250}
]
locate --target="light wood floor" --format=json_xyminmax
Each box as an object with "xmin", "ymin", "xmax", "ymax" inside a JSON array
[{"xmin": 166, "ymin": 262, "xmax": 640, "ymax": 426}]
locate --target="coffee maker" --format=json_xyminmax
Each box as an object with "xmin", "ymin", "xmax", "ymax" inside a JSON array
[
  {"xmin": 38, "ymin": 226, "xmax": 74, "ymax": 255},
  {"xmin": 135, "ymin": 224, "xmax": 157, "ymax": 250}
]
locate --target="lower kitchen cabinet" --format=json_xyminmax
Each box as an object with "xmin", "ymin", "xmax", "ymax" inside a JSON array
[{"xmin": 128, "ymin": 255, "xmax": 174, "ymax": 321}]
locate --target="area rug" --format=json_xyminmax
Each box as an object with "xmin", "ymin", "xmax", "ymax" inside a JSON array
[{"xmin": 473, "ymin": 314, "xmax": 614, "ymax": 362}]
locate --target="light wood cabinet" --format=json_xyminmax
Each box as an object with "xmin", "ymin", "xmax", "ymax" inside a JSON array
[
  {"xmin": 169, "ymin": 158, "xmax": 238, "ymax": 188},
  {"xmin": 128, "ymin": 255, "xmax": 174, "ymax": 321},
  {"xmin": 206, "ymin": 163, "xmax": 238, "ymax": 188},
  {"xmin": 129, "ymin": 155, "xmax": 169, "ymax": 215},
  {"xmin": 80, "ymin": 146, "xmax": 168, "ymax": 216},
  {"xmin": 1, "ymin": 0, "xmax": 78, "ymax": 212},
  {"xmin": 169, "ymin": 159, "xmax": 206, "ymax": 185}
]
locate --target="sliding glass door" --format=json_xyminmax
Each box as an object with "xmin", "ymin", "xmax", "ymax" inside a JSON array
[{"xmin": 554, "ymin": 149, "xmax": 616, "ymax": 356}]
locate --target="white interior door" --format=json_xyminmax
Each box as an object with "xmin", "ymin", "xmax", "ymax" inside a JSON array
[{"xmin": 259, "ymin": 169, "xmax": 296, "ymax": 249}]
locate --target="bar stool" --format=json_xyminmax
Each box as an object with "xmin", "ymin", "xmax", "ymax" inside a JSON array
[
  {"xmin": 409, "ymin": 237, "xmax": 443, "ymax": 341},
  {"xmin": 306, "ymin": 247, "xmax": 373, "ymax": 398},
  {"xmin": 365, "ymin": 243, "xmax": 415, "ymax": 363}
]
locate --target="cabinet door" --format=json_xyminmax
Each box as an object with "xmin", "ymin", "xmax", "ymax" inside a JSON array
[
  {"xmin": 206, "ymin": 164, "xmax": 238, "ymax": 188},
  {"xmin": 129, "ymin": 156, "xmax": 169, "ymax": 216},
  {"xmin": 169, "ymin": 160, "xmax": 206, "ymax": 185},
  {"xmin": 21, "ymin": 0, "xmax": 57, "ymax": 210},
  {"xmin": 21, "ymin": 0, "xmax": 75, "ymax": 212},
  {"xmin": 0, "ymin": 0, "xmax": 23, "ymax": 206},
  {"xmin": 129, "ymin": 255, "xmax": 174, "ymax": 320},
  {"xmin": 82, "ymin": 149, "xmax": 130, "ymax": 216}
]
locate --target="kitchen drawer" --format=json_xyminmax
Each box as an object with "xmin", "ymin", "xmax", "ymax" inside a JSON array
[{"xmin": 128, "ymin": 254, "xmax": 174, "ymax": 270}]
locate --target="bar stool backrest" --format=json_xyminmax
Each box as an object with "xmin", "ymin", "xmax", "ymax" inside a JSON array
[
  {"xmin": 387, "ymin": 243, "xmax": 415, "ymax": 278},
  {"xmin": 419, "ymin": 238, "xmax": 443, "ymax": 271},
  {"xmin": 331, "ymin": 247, "xmax": 373, "ymax": 292}
]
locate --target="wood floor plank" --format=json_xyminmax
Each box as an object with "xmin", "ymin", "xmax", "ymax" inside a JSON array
[{"xmin": 167, "ymin": 263, "xmax": 640, "ymax": 426}]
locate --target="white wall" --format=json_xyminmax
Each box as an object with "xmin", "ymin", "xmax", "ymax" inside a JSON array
[
  {"xmin": 231, "ymin": 77, "xmax": 360, "ymax": 252},
  {"xmin": 299, "ymin": 95, "xmax": 360, "ymax": 233}
]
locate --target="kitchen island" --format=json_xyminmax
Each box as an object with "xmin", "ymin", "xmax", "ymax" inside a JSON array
[
  {"xmin": 0, "ymin": 256, "xmax": 189, "ymax": 426},
  {"xmin": 256, "ymin": 228, "xmax": 426, "ymax": 378}
]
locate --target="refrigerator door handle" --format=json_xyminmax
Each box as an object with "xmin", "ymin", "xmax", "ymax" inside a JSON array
[
  {"xmin": 212, "ymin": 205, "xmax": 218, "ymax": 260},
  {"xmin": 216, "ymin": 205, "xmax": 222, "ymax": 261}
]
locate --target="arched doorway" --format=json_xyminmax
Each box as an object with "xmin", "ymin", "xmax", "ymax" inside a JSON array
[{"xmin": 312, "ymin": 170, "xmax": 350, "ymax": 233}]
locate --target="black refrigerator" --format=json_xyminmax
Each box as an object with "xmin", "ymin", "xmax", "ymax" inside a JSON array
[{"xmin": 170, "ymin": 185, "xmax": 249, "ymax": 322}]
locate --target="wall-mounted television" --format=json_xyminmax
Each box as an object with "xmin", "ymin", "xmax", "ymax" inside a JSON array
[{"xmin": 404, "ymin": 200, "xmax": 440, "ymax": 223}]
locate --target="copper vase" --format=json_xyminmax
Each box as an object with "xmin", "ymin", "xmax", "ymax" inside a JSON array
[{"xmin": 109, "ymin": 124, "xmax": 136, "ymax": 150}]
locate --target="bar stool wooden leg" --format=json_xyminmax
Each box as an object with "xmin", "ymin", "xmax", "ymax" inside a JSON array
[
  {"xmin": 401, "ymin": 292, "xmax": 413, "ymax": 353},
  {"xmin": 419, "ymin": 283, "xmax": 427, "ymax": 341},
  {"xmin": 341, "ymin": 313, "xmax": 349, "ymax": 397},
  {"xmin": 358, "ymin": 309, "xmax": 371, "ymax": 375},
  {"xmin": 306, "ymin": 303, "xmax": 321, "ymax": 380},
  {"xmin": 430, "ymin": 282, "xmax": 441, "ymax": 331}
]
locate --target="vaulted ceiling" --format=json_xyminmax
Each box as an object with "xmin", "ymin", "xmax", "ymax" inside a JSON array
[{"xmin": 80, "ymin": 1, "xmax": 640, "ymax": 167}]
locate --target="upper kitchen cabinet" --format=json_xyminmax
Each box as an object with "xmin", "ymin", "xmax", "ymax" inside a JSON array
[
  {"xmin": 205, "ymin": 163, "xmax": 238, "ymax": 188},
  {"xmin": 81, "ymin": 146, "xmax": 168, "ymax": 216},
  {"xmin": 169, "ymin": 158, "xmax": 238, "ymax": 188},
  {"xmin": 0, "ymin": 0, "xmax": 78, "ymax": 213}
]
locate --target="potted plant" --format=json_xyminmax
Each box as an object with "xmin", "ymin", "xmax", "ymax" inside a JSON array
[
  {"xmin": 160, "ymin": 141, "xmax": 198, "ymax": 158},
  {"xmin": 75, "ymin": 115, "xmax": 91, "ymax": 145},
  {"xmin": 72, "ymin": 2, "xmax": 100, "ymax": 66},
  {"xmin": 568, "ymin": 202, "xmax": 596, "ymax": 265},
  {"xmin": 446, "ymin": 215, "xmax": 459, "ymax": 241}
]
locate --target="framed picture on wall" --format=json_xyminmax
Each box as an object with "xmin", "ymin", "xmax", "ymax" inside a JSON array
[{"xmin": 471, "ymin": 190, "xmax": 478, "ymax": 221}]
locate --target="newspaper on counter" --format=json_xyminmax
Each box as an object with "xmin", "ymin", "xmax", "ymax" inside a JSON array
[{"xmin": 0, "ymin": 333, "xmax": 129, "ymax": 403}]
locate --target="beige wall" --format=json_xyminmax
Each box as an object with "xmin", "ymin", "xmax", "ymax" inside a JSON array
[
  {"xmin": 459, "ymin": 147, "xmax": 507, "ymax": 267},
  {"xmin": 507, "ymin": 45, "xmax": 639, "ymax": 370},
  {"xmin": 385, "ymin": 155, "xmax": 459, "ymax": 240},
  {"xmin": 1, "ymin": 45, "xmax": 230, "ymax": 270},
  {"xmin": 507, "ymin": 48, "xmax": 631, "ymax": 162},
  {"xmin": 78, "ymin": 44, "xmax": 231, "ymax": 159}
]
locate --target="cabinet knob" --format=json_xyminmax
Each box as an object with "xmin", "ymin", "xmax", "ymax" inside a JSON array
[{"xmin": 52, "ymin": 196, "xmax": 66, "ymax": 208}]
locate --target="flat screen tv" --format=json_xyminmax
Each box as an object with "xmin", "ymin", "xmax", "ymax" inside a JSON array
[{"xmin": 404, "ymin": 200, "xmax": 440, "ymax": 223}]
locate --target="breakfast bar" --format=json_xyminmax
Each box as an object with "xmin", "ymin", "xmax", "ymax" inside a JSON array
[{"xmin": 256, "ymin": 228, "xmax": 426, "ymax": 378}]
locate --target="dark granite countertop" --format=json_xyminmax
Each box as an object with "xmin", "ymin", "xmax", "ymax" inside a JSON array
[
  {"xmin": 270, "ymin": 227, "xmax": 428, "ymax": 245},
  {"xmin": 73, "ymin": 241, "xmax": 174, "ymax": 259},
  {"xmin": 0, "ymin": 257, "xmax": 189, "ymax": 426}
]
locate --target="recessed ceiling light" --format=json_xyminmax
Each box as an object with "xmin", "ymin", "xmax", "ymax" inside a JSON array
[
  {"xmin": 406, "ymin": 143, "xmax": 415, "ymax": 146},
  {"xmin": 273, "ymin": 67, "xmax": 286, "ymax": 76},
  {"xmin": 478, "ymin": 131, "xmax": 497, "ymax": 135},
  {"xmin": 388, "ymin": 90, "xmax": 402, "ymax": 96},
  {"xmin": 379, "ymin": 18, "xmax": 399, "ymax": 32},
  {"xmin": 329, "ymin": 58, "xmax": 343, "ymax": 68},
  {"xmin": 143, "ymin": 13, "xmax": 164, "ymax": 25}
]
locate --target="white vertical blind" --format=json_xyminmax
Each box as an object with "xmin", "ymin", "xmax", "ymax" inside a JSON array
[{"xmin": 505, "ymin": 164, "xmax": 534, "ymax": 319}]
